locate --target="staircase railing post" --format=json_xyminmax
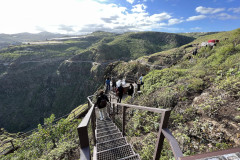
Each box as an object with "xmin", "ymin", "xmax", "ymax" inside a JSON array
[
  {"xmin": 88, "ymin": 100, "xmax": 91, "ymax": 109},
  {"xmin": 122, "ymin": 106, "xmax": 126, "ymax": 136},
  {"xmin": 153, "ymin": 110, "xmax": 171, "ymax": 160},
  {"xmin": 107, "ymin": 95, "xmax": 111, "ymax": 118},
  {"xmin": 78, "ymin": 126, "xmax": 91, "ymax": 159},
  {"xmin": 91, "ymin": 107, "xmax": 96, "ymax": 146},
  {"xmin": 113, "ymin": 103, "xmax": 115, "ymax": 123},
  {"xmin": 10, "ymin": 140, "xmax": 15, "ymax": 150}
]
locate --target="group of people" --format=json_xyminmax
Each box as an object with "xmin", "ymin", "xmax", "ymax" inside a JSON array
[{"xmin": 95, "ymin": 75, "xmax": 144, "ymax": 120}]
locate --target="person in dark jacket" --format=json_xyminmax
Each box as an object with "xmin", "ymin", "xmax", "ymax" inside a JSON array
[
  {"xmin": 117, "ymin": 84, "xmax": 124, "ymax": 103},
  {"xmin": 95, "ymin": 91, "xmax": 109, "ymax": 120},
  {"xmin": 112, "ymin": 78, "xmax": 116, "ymax": 92},
  {"xmin": 128, "ymin": 83, "xmax": 134, "ymax": 97},
  {"xmin": 106, "ymin": 77, "xmax": 111, "ymax": 91}
]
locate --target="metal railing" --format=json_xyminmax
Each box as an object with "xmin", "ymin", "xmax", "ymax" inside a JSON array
[
  {"xmin": 0, "ymin": 140, "xmax": 15, "ymax": 155},
  {"xmin": 77, "ymin": 95, "xmax": 97, "ymax": 160},
  {"xmin": 77, "ymin": 94, "xmax": 183, "ymax": 160},
  {"xmin": 0, "ymin": 105, "xmax": 88, "ymax": 156}
]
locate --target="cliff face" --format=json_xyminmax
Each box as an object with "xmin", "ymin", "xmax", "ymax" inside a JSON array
[{"xmin": 0, "ymin": 56, "xmax": 104, "ymax": 132}]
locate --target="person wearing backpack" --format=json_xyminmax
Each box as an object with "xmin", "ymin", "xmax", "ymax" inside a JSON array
[
  {"xmin": 95, "ymin": 90, "xmax": 109, "ymax": 120},
  {"xmin": 117, "ymin": 83, "xmax": 124, "ymax": 103}
]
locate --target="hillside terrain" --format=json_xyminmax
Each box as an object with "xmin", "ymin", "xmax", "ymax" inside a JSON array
[
  {"xmin": 0, "ymin": 32, "xmax": 66, "ymax": 49},
  {"xmin": 105, "ymin": 28, "xmax": 240, "ymax": 159},
  {"xmin": 0, "ymin": 29, "xmax": 239, "ymax": 159},
  {"xmin": 0, "ymin": 31, "xmax": 194, "ymax": 132}
]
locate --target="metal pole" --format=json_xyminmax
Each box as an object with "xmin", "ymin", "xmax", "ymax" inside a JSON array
[
  {"xmin": 10, "ymin": 140, "xmax": 15, "ymax": 150},
  {"xmin": 122, "ymin": 106, "xmax": 126, "ymax": 136},
  {"xmin": 91, "ymin": 107, "xmax": 96, "ymax": 145},
  {"xmin": 113, "ymin": 103, "xmax": 115, "ymax": 123},
  {"xmin": 153, "ymin": 110, "xmax": 171, "ymax": 160}
]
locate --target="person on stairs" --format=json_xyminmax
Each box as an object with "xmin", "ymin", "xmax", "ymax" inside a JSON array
[
  {"xmin": 105, "ymin": 77, "xmax": 111, "ymax": 92},
  {"xmin": 128, "ymin": 83, "xmax": 134, "ymax": 97},
  {"xmin": 95, "ymin": 90, "xmax": 109, "ymax": 120},
  {"xmin": 117, "ymin": 83, "xmax": 124, "ymax": 103}
]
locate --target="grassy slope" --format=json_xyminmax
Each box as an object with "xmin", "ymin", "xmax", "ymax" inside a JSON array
[
  {"xmin": 71, "ymin": 31, "xmax": 194, "ymax": 62},
  {"xmin": 0, "ymin": 113, "xmax": 82, "ymax": 160},
  {"xmin": 1, "ymin": 29, "xmax": 239, "ymax": 159},
  {"xmin": 109, "ymin": 29, "xmax": 240, "ymax": 159},
  {"xmin": 0, "ymin": 31, "xmax": 194, "ymax": 133}
]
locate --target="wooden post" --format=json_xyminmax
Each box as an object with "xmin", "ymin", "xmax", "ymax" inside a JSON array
[
  {"xmin": 78, "ymin": 126, "xmax": 90, "ymax": 149},
  {"xmin": 91, "ymin": 107, "xmax": 96, "ymax": 145},
  {"xmin": 10, "ymin": 140, "xmax": 15, "ymax": 150},
  {"xmin": 153, "ymin": 110, "xmax": 171, "ymax": 160},
  {"xmin": 113, "ymin": 103, "xmax": 115, "ymax": 123},
  {"xmin": 122, "ymin": 106, "xmax": 127, "ymax": 136},
  {"xmin": 117, "ymin": 104, "xmax": 119, "ymax": 114}
]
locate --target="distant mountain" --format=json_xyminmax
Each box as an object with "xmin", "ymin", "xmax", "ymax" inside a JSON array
[{"xmin": 0, "ymin": 32, "xmax": 66, "ymax": 49}]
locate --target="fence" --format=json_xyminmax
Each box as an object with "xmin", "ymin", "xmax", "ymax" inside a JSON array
[
  {"xmin": 77, "ymin": 94, "xmax": 183, "ymax": 160},
  {"xmin": 0, "ymin": 104, "xmax": 88, "ymax": 156}
]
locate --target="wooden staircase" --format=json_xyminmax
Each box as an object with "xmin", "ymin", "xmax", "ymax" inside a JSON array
[{"xmin": 94, "ymin": 119, "xmax": 140, "ymax": 160}]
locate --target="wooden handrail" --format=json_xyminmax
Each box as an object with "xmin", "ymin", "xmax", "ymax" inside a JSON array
[
  {"xmin": 77, "ymin": 94, "xmax": 183, "ymax": 160},
  {"xmin": 162, "ymin": 128, "xmax": 183, "ymax": 160},
  {"xmin": 0, "ymin": 140, "xmax": 12, "ymax": 147},
  {"xmin": 111, "ymin": 102, "xmax": 171, "ymax": 113},
  {"xmin": 0, "ymin": 140, "xmax": 15, "ymax": 155},
  {"xmin": 77, "ymin": 95, "xmax": 96, "ymax": 160},
  {"xmin": 77, "ymin": 105, "xmax": 94, "ymax": 129}
]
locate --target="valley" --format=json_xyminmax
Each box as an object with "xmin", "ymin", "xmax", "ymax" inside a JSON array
[{"xmin": 0, "ymin": 29, "xmax": 240, "ymax": 159}]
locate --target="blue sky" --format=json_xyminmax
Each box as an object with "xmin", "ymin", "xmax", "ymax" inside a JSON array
[{"xmin": 0, "ymin": 0, "xmax": 239, "ymax": 34}]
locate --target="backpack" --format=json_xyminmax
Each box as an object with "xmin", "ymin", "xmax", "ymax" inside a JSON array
[{"xmin": 99, "ymin": 97, "xmax": 107, "ymax": 108}]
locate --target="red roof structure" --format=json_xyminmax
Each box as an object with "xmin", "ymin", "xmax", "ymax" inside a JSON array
[{"xmin": 208, "ymin": 39, "xmax": 219, "ymax": 43}]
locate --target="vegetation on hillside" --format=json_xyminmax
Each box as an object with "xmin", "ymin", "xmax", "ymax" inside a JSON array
[
  {"xmin": 1, "ymin": 28, "xmax": 240, "ymax": 159},
  {"xmin": 0, "ymin": 115, "xmax": 81, "ymax": 160},
  {"xmin": 72, "ymin": 31, "xmax": 194, "ymax": 62},
  {"xmin": 0, "ymin": 31, "xmax": 194, "ymax": 133},
  {"xmin": 107, "ymin": 28, "xmax": 240, "ymax": 159}
]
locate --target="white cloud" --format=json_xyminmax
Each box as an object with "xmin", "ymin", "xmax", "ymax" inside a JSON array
[
  {"xmin": 229, "ymin": 7, "xmax": 240, "ymax": 13},
  {"xmin": 131, "ymin": 4, "xmax": 147, "ymax": 13},
  {"xmin": 0, "ymin": 0, "xmax": 182, "ymax": 34},
  {"xmin": 186, "ymin": 15, "xmax": 206, "ymax": 21},
  {"xmin": 196, "ymin": 6, "xmax": 225, "ymax": 14},
  {"xmin": 168, "ymin": 18, "xmax": 184, "ymax": 25},
  {"xmin": 190, "ymin": 27, "xmax": 201, "ymax": 30},
  {"xmin": 215, "ymin": 13, "xmax": 238, "ymax": 20},
  {"xmin": 149, "ymin": 13, "xmax": 171, "ymax": 22},
  {"xmin": 126, "ymin": 0, "xmax": 134, "ymax": 4}
]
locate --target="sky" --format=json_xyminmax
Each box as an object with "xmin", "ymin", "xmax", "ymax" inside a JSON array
[{"xmin": 0, "ymin": 0, "xmax": 239, "ymax": 34}]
